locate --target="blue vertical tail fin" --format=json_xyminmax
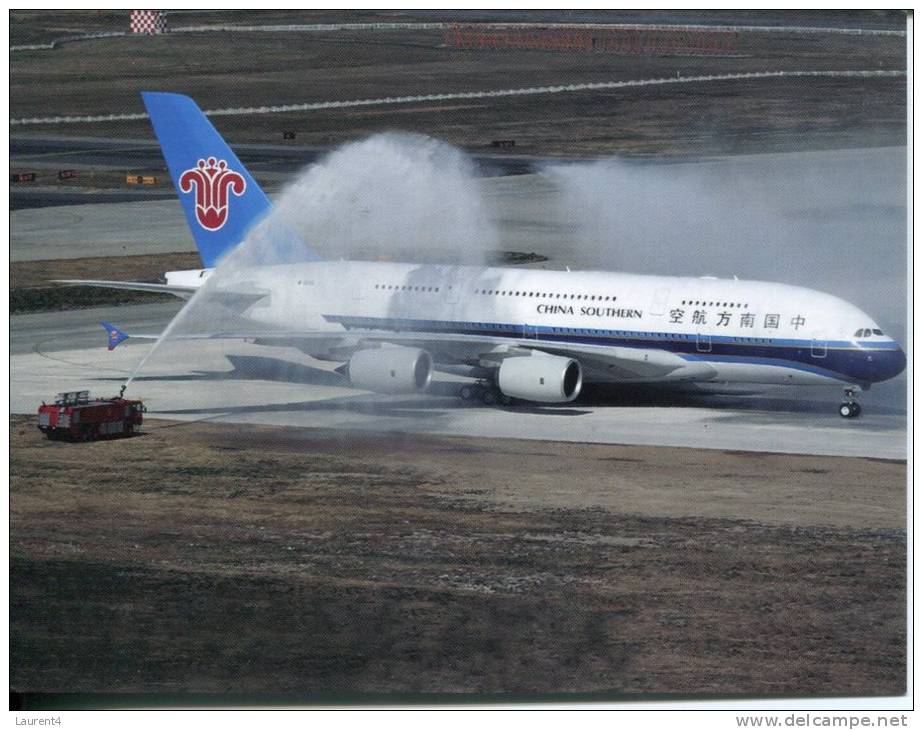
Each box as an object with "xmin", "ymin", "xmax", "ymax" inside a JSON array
[{"xmin": 141, "ymin": 91, "xmax": 320, "ymax": 267}]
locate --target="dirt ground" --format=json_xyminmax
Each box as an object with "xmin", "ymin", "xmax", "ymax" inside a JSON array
[
  {"xmin": 11, "ymin": 253, "xmax": 201, "ymax": 290},
  {"xmin": 10, "ymin": 415, "xmax": 906, "ymax": 703},
  {"xmin": 9, "ymin": 254, "xmax": 200, "ymax": 314},
  {"xmin": 10, "ymin": 10, "xmax": 906, "ymax": 157}
]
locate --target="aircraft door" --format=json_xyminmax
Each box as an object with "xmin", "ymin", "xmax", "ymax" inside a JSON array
[
  {"xmin": 811, "ymin": 332, "xmax": 827, "ymax": 359},
  {"xmin": 523, "ymin": 324, "xmax": 539, "ymax": 340},
  {"xmin": 649, "ymin": 288, "xmax": 670, "ymax": 316},
  {"xmin": 696, "ymin": 331, "xmax": 712, "ymax": 353}
]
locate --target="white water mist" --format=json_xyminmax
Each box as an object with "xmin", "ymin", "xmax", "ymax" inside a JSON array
[
  {"xmin": 231, "ymin": 131, "xmax": 499, "ymax": 267},
  {"xmin": 538, "ymin": 148, "xmax": 905, "ymax": 333},
  {"xmin": 123, "ymin": 132, "xmax": 499, "ymax": 389}
]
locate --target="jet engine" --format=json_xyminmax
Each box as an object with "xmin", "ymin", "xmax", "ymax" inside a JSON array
[
  {"xmin": 347, "ymin": 347, "xmax": 433, "ymax": 394},
  {"xmin": 497, "ymin": 355, "xmax": 583, "ymax": 403}
]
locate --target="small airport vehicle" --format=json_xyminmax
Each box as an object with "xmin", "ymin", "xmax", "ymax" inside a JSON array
[{"xmin": 37, "ymin": 390, "xmax": 144, "ymax": 441}]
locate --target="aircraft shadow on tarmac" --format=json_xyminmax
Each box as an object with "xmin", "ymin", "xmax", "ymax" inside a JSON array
[
  {"xmin": 97, "ymin": 354, "xmax": 590, "ymax": 418},
  {"xmin": 95, "ymin": 354, "xmax": 905, "ymax": 420},
  {"xmin": 577, "ymin": 383, "xmax": 824, "ymax": 413},
  {"xmin": 579, "ymin": 383, "xmax": 907, "ymax": 419},
  {"xmin": 111, "ymin": 354, "xmax": 349, "ymax": 388}
]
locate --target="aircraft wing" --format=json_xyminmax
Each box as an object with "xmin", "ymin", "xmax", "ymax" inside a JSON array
[
  {"xmin": 55, "ymin": 280, "xmax": 270, "ymax": 312},
  {"xmin": 136, "ymin": 327, "xmax": 716, "ymax": 383},
  {"xmin": 347, "ymin": 330, "xmax": 718, "ymax": 382},
  {"xmin": 55, "ymin": 279, "xmax": 199, "ymax": 300}
]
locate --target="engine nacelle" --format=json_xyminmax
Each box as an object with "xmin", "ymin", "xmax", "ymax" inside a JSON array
[
  {"xmin": 497, "ymin": 355, "xmax": 583, "ymax": 403},
  {"xmin": 348, "ymin": 347, "xmax": 433, "ymax": 394}
]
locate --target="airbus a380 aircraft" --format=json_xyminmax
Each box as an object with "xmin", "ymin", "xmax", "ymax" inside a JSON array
[{"xmin": 64, "ymin": 93, "xmax": 905, "ymax": 418}]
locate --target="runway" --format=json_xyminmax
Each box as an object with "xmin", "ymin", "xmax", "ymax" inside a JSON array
[{"xmin": 10, "ymin": 146, "xmax": 907, "ymax": 459}]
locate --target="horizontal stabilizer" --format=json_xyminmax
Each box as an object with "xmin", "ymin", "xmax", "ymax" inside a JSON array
[{"xmin": 100, "ymin": 321, "xmax": 130, "ymax": 350}]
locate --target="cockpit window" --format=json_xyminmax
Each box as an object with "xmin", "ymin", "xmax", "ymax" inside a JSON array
[
  {"xmin": 854, "ymin": 328, "xmax": 864, "ymax": 337},
  {"xmin": 873, "ymin": 329, "xmax": 883, "ymax": 336}
]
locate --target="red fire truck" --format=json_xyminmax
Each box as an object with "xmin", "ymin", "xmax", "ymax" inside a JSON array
[{"xmin": 37, "ymin": 391, "xmax": 144, "ymax": 441}]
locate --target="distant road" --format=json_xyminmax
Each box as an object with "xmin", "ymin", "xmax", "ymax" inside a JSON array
[
  {"xmin": 11, "ymin": 136, "xmax": 328, "ymax": 172},
  {"xmin": 10, "ymin": 136, "xmax": 535, "ymax": 175}
]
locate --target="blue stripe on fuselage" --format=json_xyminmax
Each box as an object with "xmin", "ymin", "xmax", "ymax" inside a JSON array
[{"xmin": 322, "ymin": 314, "xmax": 902, "ymax": 384}]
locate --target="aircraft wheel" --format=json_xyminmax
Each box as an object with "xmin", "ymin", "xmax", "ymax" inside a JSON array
[
  {"xmin": 459, "ymin": 385, "xmax": 476, "ymax": 401},
  {"xmin": 481, "ymin": 389, "xmax": 498, "ymax": 406},
  {"xmin": 839, "ymin": 402, "xmax": 859, "ymax": 418},
  {"xmin": 499, "ymin": 393, "xmax": 513, "ymax": 406}
]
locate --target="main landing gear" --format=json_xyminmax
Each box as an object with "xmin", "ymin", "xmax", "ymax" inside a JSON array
[
  {"xmin": 458, "ymin": 381, "xmax": 512, "ymax": 407},
  {"xmin": 838, "ymin": 388, "xmax": 862, "ymax": 419}
]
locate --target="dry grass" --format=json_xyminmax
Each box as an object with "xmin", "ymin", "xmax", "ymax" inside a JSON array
[
  {"xmin": 10, "ymin": 415, "xmax": 906, "ymax": 700},
  {"xmin": 11, "ymin": 253, "xmax": 201, "ymax": 289}
]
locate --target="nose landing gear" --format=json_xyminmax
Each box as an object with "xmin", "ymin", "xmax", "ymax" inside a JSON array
[{"xmin": 839, "ymin": 388, "xmax": 861, "ymax": 418}]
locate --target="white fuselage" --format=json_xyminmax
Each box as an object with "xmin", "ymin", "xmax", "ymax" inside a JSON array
[{"xmin": 193, "ymin": 260, "xmax": 905, "ymax": 388}]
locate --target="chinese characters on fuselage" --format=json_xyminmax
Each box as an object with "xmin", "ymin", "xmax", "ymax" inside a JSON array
[
  {"xmin": 668, "ymin": 309, "xmax": 806, "ymax": 330},
  {"xmin": 537, "ymin": 304, "xmax": 807, "ymax": 330}
]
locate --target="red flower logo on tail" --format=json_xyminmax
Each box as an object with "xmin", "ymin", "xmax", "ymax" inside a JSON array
[{"xmin": 179, "ymin": 157, "xmax": 246, "ymax": 231}]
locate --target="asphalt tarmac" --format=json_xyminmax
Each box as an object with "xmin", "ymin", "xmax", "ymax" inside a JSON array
[
  {"xmin": 9, "ymin": 135, "xmax": 535, "ymax": 212},
  {"xmin": 9, "ymin": 303, "xmax": 906, "ymax": 459}
]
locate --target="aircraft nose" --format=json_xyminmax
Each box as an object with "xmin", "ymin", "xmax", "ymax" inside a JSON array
[
  {"xmin": 889, "ymin": 345, "xmax": 907, "ymax": 379},
  {"xmin": 871, "ymin": 344, "xmax": 906, "ymax": 382}
]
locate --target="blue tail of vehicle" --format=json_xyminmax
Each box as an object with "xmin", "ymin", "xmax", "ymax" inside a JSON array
[{"xmin": 141, "ymin": 91, "xmax": 320, "ymax": 267}]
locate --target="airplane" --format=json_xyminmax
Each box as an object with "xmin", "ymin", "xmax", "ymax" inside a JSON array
[{"xmin": 61, "ymin": 92, "xmax": 906, "ymax": 419}]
